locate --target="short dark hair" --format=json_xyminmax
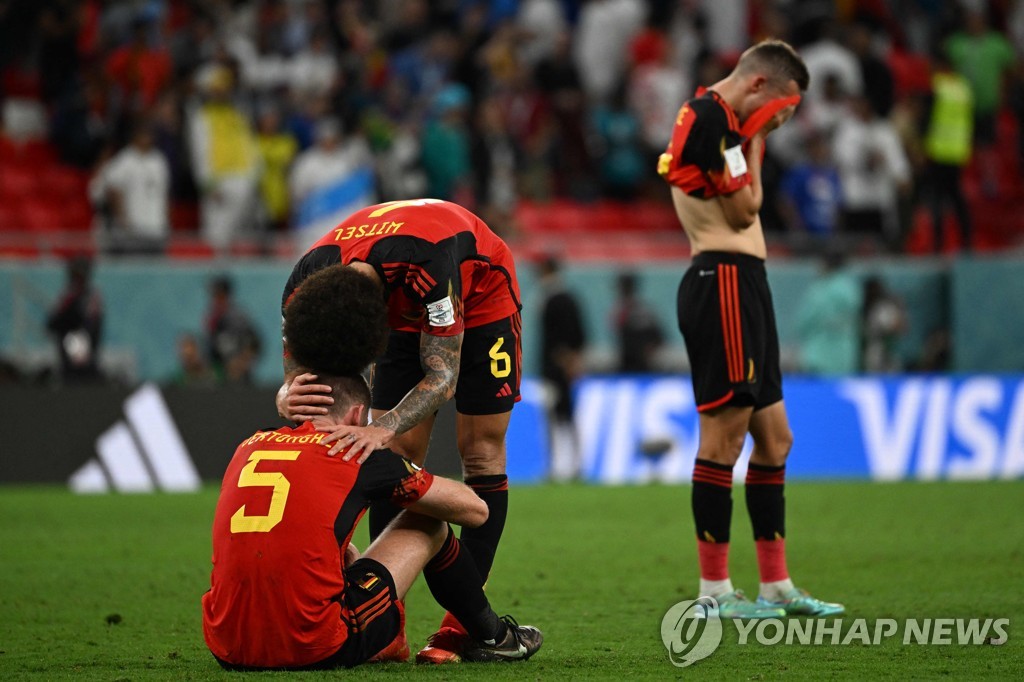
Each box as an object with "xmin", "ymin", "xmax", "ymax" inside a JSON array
[
  {"xmin": 317, "ymin": 373, "xmax": 372, "ymax": 418},
  {"xmin": 283, "ymin": 264, "xmax": 388, "ymax": 377},
  {"xmin": 737, "ymin": 39, "xmax": 810, "ymax": 92}
]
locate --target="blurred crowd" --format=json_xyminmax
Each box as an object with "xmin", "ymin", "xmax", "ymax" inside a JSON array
[{"xmin": 1, "ymin": 0, "xmax": 1023, "ymax": 254}]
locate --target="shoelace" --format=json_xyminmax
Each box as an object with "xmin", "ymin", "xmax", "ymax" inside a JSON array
[{"xmin": 498, "ymin": 614, "xmax": 522, "ymax": 647}]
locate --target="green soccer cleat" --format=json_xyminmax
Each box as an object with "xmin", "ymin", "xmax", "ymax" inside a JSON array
[
  {"xmin": 757, "ymin": 588, "xmax": 845, "ymax": 616},
  {"xmin": 706, "ymin": 590, "xmax": 786, "ymax": 619}
]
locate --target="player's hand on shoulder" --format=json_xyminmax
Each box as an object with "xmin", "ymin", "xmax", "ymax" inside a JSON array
[
  {"xmin": 282, "ymin": 373, "xmax": 334, "ymax": 421},
  {"xmin": 318, "ymin": 423, "xmax": 396, "ymax": 463}
]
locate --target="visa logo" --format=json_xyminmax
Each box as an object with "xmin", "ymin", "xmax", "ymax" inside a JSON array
[{"xmin": 839, "ymin": 378, "xmax": 1024, "ymax": 481}]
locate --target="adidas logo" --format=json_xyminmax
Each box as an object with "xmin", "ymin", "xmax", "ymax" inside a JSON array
[
  {"xmin": 68, "ymin": 383, "xmax": 200, "ymax": 494},
  {"xmin": 495, "ymin": 383, "xmax": 513, "ymax": 398}
]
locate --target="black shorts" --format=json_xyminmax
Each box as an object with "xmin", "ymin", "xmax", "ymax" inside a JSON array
[
  {"xmin": 314, "ymin": 558, "xmax": 403, "ymax": 669},
  {"xmin": 372, "ymin": 314, "xmax": 522, "ymax": 416},
  {"xmin": 677, "ymin": 252, "xmax": 782, "ymax": 412},
  {"xmin": 214, "ymin": 558, "xmax": 402, "ymax": 671}
]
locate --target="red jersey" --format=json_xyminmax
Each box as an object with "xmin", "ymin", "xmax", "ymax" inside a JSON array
[
  {"xmin": 282, "ymin": 199, "xmax": 521, "ymax": 337},
  {"xmin": 201, "ymin": 422, "xmax": 434, "ymax": 668},
  {"xmin": 657, "ymin": 90, "xmax": 751, "ymax": 199},
  {"xmin": 106, "ymin": 47, "xmax": 172, "ymax": 108}
]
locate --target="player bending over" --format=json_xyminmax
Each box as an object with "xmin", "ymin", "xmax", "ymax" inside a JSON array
[
  {"xmin": 658, "ymin": 39, "xmax": 844, "ymax": 618},
  {"xmin": 201, "ymin": 371, "xmax": 542, "ymax": 669},
  {"xmin": 278, "ymin": 199, "xmax": 522, "ymax": 661}
]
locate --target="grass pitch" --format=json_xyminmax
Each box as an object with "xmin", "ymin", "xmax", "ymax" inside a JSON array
[{"xmin": 1, "ymin": 481, "xmax": 1022, "ymax": 680}]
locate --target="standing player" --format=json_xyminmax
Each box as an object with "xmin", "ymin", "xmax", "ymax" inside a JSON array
[
  {"xmin": 658, "ymin": 40, "xmax": 844, "ymax": 618},
  {"xmin": 277, "ymin": 199, "xmax": 521, "ymax": 660}
]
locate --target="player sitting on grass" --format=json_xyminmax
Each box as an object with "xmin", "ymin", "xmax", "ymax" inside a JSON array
[{"xmin": 201, "ymin": 274, "xmax": 541, "ymax": 669}]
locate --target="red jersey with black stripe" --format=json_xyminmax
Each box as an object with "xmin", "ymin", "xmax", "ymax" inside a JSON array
[
  {"xmin": 283, "ymin": 199, "xmax": 521, "ymax": 337},
  {"xmin": 657, "ymin": 90, "xmax": 751, "ymax": 198},
  {"xmin": 201, "ymin": 422, "xmax": 433, "ymax": 668}
]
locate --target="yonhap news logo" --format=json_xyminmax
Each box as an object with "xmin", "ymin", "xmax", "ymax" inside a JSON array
[
  {"xmin": 659, "ymin": 597, "xmax": 722, "ymax": 667},
  {"xmin": 660, "ymin": 603, "xmax": 1009, "ymax": 667}
]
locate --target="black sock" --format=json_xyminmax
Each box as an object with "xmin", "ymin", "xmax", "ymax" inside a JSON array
[
  {"xmin": 745, "ymin": 463, "xmax": 786, "ymax": 540},
  {"xmin": 692, "ymin": 459, "xmax": 733, "ymax": 543},
  {"xmin": 423, "ymin": 526, "xmax": 506, "ymax": 642},
  {"xmin": 368, "ymin": 498, "xmax": 403, "ymax": 542},
  {"xmin": 459, "ymin": 475, "xmax": 508, "ymax": 581}
]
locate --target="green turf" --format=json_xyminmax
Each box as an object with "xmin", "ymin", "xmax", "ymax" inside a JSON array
[{"xmin": 1, "ymin": 481, "xmax": 1022, "ymax": 680}]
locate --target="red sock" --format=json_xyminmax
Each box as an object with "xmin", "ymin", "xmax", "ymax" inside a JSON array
[
  {"xmin": 755, "ymin": 538, "xmax": 789, "ymax": 583},
  {"xmin": 439, "ymin": 610, "xmax": 468, "ymax": 635},
  {"xmin": 696, "ymin": 539, "xmax": 730, "ymax": 581}
]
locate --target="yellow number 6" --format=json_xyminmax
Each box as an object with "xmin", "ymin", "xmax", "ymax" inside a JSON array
[
  {"xmin": 489, "ymin": 337, "xmax": 511, "ymax": 378},
  {"xmin": 230, "ymin": 450, "xmax": 301, "ymax": 533}
]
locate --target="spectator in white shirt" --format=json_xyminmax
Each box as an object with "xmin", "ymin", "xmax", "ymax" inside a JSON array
[
  {"xmin": 517, "ymin": 0, "xmax": 568, "ymax": 67},
  {"xmin": 90, "ymin": 125, "xmax": 170, "ymax": 254},
  {"xmin": 628, "ymin": 34, "xmax": 688, "ymax": 158},
  {"xmin": 288, "ymin": 28, "xmax": 339, "ymax": 98},
  {"xmin": 800, "ymin": 25, "xmax": 863, "ymax": 108},
  {"xmin": 574, "ymin": 0, "xmax": 646, "ymax": 102},
  {"xmin": 833, "ymin": 94, "xmax": 912, "ymax": 249},
  {"xmin": 290, "ymin": 118, "xmax": 372, "ymax": 204},
  {"xmin": 289, "ymin": 118, "xmax": 375, "ymax": 249}
]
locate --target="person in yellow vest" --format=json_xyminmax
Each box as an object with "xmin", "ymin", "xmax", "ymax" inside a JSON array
[
  {"xmin": 255, "ymin": 106, "xmax": 298, "ymax": 232},
  {"xmin": 923, "ymin": 49, "xmax": 974, "ymax": 253},
  {"xmin": 188, "ymin": 65, "xmax": 260, "ymax": 251}
]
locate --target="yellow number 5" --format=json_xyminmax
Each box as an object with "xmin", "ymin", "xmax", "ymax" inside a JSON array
[
  {"xmin": 489, "ymin": 337, "xmax": 511, "ymax": 378},
  {"xmin": 230, "ymin": 450, "xmax": 301, "ymax": 533}
]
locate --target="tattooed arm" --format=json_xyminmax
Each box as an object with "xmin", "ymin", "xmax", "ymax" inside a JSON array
[
  {"xmin": 374, "ymin": 332, "xmax": 462, "ymax": 435},
  {"xmin": 320, "ymin": 332, "xmax": 463, "ymax": 461}
]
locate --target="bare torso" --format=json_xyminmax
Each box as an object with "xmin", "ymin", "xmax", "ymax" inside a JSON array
[{"xmin": 671, "ymin": 186, "xmax": 767, "ymax": 259}]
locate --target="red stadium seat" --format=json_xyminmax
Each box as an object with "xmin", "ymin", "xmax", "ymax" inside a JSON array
[
  {"xmin": 0, "ymin": 201, "xmax": 26, "ymax": 230},
  {"xmin": 167, "ymin": 238, "xmax": 215, "ymax": 258},
  {"xmin": 0, "ymin": 242, "xmax": 40, "ymax": 257},
  {"xmin": 0, "ymin": 166, "xmax": 38, "ymax": 199},
  {"xmin": 21, "ymin": 140, "xmax": 59, "ymax": 166},
  {"xmin": 39, "ymin": 167, "xmax": 88, "ymax": 202},
  {"xmin": 20, "ymin": 199, "xmax": 67, "ymax": 231},
  {"xmin": 64, "ymin": 200, "xmax": 94, "ymax": 231},
  {"xmin": 0, "ymin": 135, "xmax": 17, "ymax": 163},
  {"xmin": 230, "ymin": 241, "xmax": 265, "ymax": 257},
  {"xmin": 170, "ymin": 201, "xmax": 199, "ymax": 231}
]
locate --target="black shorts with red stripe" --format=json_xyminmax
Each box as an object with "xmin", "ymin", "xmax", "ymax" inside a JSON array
[
  {"xmin": 677, "ymin": 252, "xmax": 782, "ymax": 413},
  {"xmin": 323, "ymin": 557, "xmax": 403, "ymax": 668},
  {"xmin": 372, "ymin": 313, "xmax": 522, "ymax": 416}
]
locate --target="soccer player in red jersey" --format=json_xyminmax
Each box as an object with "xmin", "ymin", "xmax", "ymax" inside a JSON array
[
  {"xmin": 202, "ymin": 290, "xmax": 542, "ymax": 669},
  {"xmin": 277, "ymin": 199, "xmax": 522, "ymax": 661},
  {"xmin": 659, "ymin": 40, "xmax": 843, "ymax": 618}
]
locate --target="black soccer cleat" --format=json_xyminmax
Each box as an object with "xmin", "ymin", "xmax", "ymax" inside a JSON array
[{"xmin": 461, "ymin": 615, "xmax": 543, "ymax": 662}]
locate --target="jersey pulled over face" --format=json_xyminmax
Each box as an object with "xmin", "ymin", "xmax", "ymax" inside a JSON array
[
  {"xmin": 201, "ymin": 421, "xmax": 434, "ymax": 669},
  {"xmin": 283, "ymin": 199, "xmax": 521, "ymax": 337},
  {"xmin": 658, "ymin": 90, "xmax": 751, "ymax": 198}
]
